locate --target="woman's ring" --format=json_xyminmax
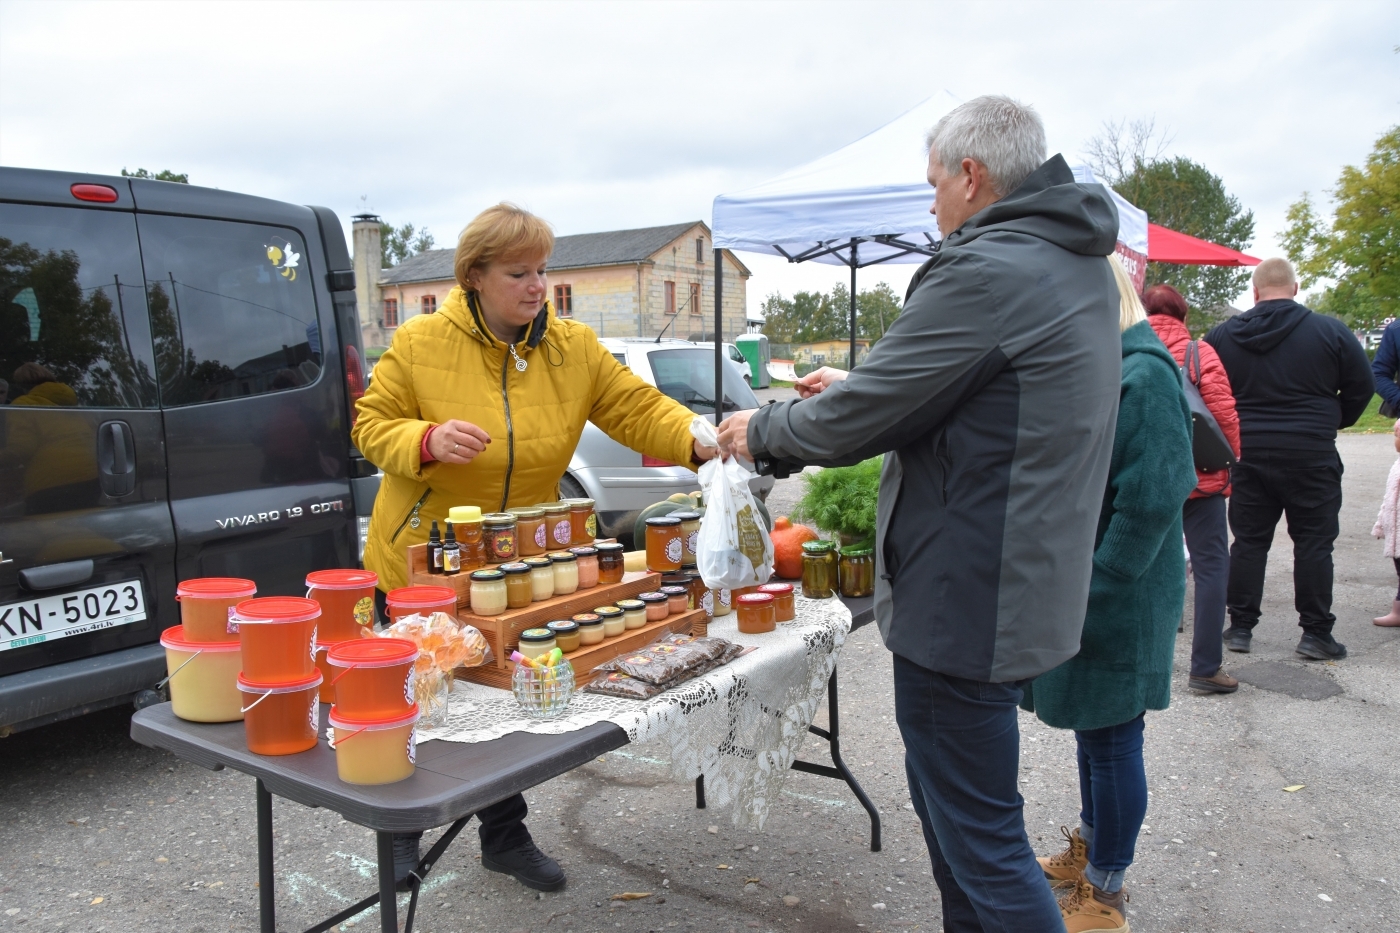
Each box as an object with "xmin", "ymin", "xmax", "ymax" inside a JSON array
[{"xmin": 452, "ymin": 442, "xmax": 460, "ymax": 454}]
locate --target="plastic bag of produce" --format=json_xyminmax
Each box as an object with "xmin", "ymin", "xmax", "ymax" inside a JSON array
[{"xmin": 691, "ymin": 417, "xmax": 773, "ymax": 591}]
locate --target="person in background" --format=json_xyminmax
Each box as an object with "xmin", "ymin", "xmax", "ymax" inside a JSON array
[
  {"xmin": 1204, "ymin": 258, "xmax": 1373, "ymax": 661},
  {"xmin": 1369, "ymin": 312, "xmax": 1400, "ymax": 417},
  {"xmin": 718, "ymin": 95, "xmax": 1123, "ymax": 932},
  {"xmin": 1370, "ymin": 420, "xmax": 1400, "ymax": 626},
  {"xmin": 1144, "ymin": 284, "xmax": 1241, "ymax": 693},
  {"xmin": 1027, "ymin": 258, "xmax": 1196, "ymax": 932}
]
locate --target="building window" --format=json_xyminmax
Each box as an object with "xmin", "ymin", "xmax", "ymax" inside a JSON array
[
  {"xmin": 383, "ymin": 298, "xmax": 398, "ymax": 327},
  {"xmin": 697, "ymin": 237, "xmax": 706, "ymax": 263},
  {"xmin": 664, "ymin": 280, "xmax": 676, "ymax": 315},
  {"xmin": 554, "ymin": 284, "xmax": 572, "ymax": 317},
  {"xmin": 421, "ymin": 294, "xmax": 436, "ymax": 314},
  {"xmin": 689, "ymin": 282, "xmax": 701, "ymax": 314}
]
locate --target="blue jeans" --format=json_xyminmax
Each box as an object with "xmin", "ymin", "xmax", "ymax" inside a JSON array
[
  {"xmin": 893, "ymin": 653, "xmax": 1062, "ymax": 933},
  {"xmin": 1076, "ymin": 714, "xmax": 1147, "ymax": 893},
  {"xmin": 1183, "ymin": 494, "xmax": 1229, "ymax": 677}
]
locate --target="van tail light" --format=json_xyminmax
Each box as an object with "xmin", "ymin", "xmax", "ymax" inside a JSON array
[
  {"xmin": 71, "ymin": 183, "xmax": 119, "ymax": 203},
  {"xmin": 642, "ymin": 455, "xmax": 677, "ymax": 468},
  {"xmin": 344, "ymin": 345, "xmax": 365, "ymax": 425}
]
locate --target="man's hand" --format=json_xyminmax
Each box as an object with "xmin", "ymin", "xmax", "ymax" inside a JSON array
[
  {"xmin": 795, "ymin": 366, "xmax": 849, "ymax": 399},
  {"xmin": 717, "ymin": 409, "xmax": 756, "ymax": 461},
  {"xmin": 428, "ymin": 419, "xmax": 491, "ymax": 464}
]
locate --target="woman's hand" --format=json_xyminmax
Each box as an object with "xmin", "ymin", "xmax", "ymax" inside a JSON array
[
  {"xmin": 693, "ymin": 438, "xmax": 719, "ymax": 463},
  {"xmin": 428, "ymin": 419, "xmax": 491, "ymax": 464},
  {"xmin": 795, "ymin": 367, "xmax": 849, "ymax": 399}
]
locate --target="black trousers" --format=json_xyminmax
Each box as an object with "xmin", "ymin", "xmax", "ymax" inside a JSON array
[
  {"xmin": 1226, "ymin": 448, "xmax": 1342, "ymax": 638},
  {"xmin": 1183, "ymin": 494, "xmax": 1229, "ymax": 677}
]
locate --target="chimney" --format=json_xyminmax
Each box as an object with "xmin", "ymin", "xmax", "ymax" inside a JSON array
[{"xmin": 351, "ymin": 214, "xmax": 383, "ymax": 347}]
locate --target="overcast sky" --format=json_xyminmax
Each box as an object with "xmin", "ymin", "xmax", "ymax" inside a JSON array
[{"xmin": 2, "ymin": 0, "xmax": 1396, "ymax": 316}]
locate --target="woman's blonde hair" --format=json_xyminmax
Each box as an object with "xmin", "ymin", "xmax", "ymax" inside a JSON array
[
  {"xmin": 1109, "ymin": 255, "xmax": 1147, "ymax": 332},
  {"xmin": 453, "ymin": 203, "xmax": 555, "ymax": 291}
]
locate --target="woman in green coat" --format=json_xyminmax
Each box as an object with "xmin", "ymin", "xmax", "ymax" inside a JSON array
[{"xmin": 1024, "ymin": 258, "xmax": 1196, "ymax": 932}]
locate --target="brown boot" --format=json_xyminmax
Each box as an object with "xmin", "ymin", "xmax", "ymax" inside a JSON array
[
  {"xmin": 1188, "ymin": 669, "xmax": 1239, "ymax": 693},
  {"xmin": 1037, "ymin": 825, "xmax": 1087, "ymax": 886},
  {"xmin": 1059, "ymin": 877, "xmax": 1130, "ymax": 932},
  {"xmin": 1375, "ymin": 600, "xmax": 1400, "ymax": 626}
]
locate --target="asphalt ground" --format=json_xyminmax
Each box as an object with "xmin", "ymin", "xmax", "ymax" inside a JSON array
[{"xmin": 2, "ymin": 430, "xmax": 1398, "ymax": 932}]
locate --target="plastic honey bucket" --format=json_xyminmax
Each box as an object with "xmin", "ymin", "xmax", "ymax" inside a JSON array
[
  {"xmin": 385, "ymin": 585, "xmax": 456, "ymax": 623},
  {"xmin": 325, "ymin": 638, "xmax": 419, "ymax": 718},
  {"xmin": 328, "ymin": 703, "xmax": 420, "ymax": 785},
  {"xmin": 234, "ymin": 597, "xmax": 320, "ymax": 682},
  {"xmin": 176, "ymin": 578, "xmax": 256, "ymax": 643},
  {"xmin": 237, "ymin": 670, "xmax": 323, "ymax": 755},
  {"xmin": 314, "ymin": 639, "xmax": 355, "ymax": 705},
  {"xmin": 159, "ymin": 626, "xmax": 243, "ymax": 722},
  {"xmin": 305, "ymin": 569, "xmax": 378, "ymax": 642}
]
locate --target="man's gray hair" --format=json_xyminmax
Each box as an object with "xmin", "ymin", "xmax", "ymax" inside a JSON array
[{"xmin": 925, "ymin": 95, "xmax": 1047, "ymax": 197}]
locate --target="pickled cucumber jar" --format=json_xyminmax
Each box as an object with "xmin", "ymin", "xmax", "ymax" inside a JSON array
[
  {"xmin": 800, "ymin": 540, "xmax": 837, "ymax": 599},
  {"xmin": 838, "ymin": 547, "xmax": 875, "ymax": 598}
]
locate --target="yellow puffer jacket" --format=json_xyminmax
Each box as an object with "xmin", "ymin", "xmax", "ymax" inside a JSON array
[{"xmin": 353, "ymin": 286, "xmax": 697, "ymax": 592}]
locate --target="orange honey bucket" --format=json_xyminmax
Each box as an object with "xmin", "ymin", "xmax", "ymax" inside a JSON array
[
  {"xmin": 325, "ymin": 638, "xmax": 419, "ymax": 719},
  {"xmin": 159, "ymin": 626, "xmax": 243, "ymax": 722},
  {"xmin": 313, "ymin": 639, "xmax": 351, "ymax": 705},
  {"xmin": 385, "ymin": 585, "xmax": 456, "ymax": 623},
  {"xmin": 238, "ymin": 670, "xmax": 322, "ymax": 756},
  {"xmin": 234, "ymin": 597, "xmax": 320, "ymax": 682},
  {"xmin": 328, "ymin": 703, "xmax": 420, "ymax": 785},
  {"xmin": 305, "ymin": 569, "xmax": 378, "ymax": 642},
  {"xmin": 176, "ymin": 577, "xmax": 256, "ymax": 643}
]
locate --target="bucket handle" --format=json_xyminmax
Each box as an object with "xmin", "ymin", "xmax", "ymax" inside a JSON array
[
  {"xmin": 326, "ymin": 724, "xmax": 369, "ymax": 749},
  {"xmin": 329, "ymin": 662, "xmax": 362, "ymax": 687},
  {"xmin": 240, "ymin": 689, "xmax": 276, "ymax": 714},
  {"xmin": 156, "ymin": 650, "xmax": 202, "ymax": 690}
]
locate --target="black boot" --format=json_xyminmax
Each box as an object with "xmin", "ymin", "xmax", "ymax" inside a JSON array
[
  {"xmin": 393, "ymin": 832, "xmax": 422, "ymax": 892},
  {"xmin": 1297, "ymin": 632, "xmax": 1347, "ymax": 661},
  {"xmin": 1223, "ymin": 626, "xmax": 1252, "ymax": 653},
  {"xmin": 482, "ymin": 841, "xmax": 566, "ymax": 892}
]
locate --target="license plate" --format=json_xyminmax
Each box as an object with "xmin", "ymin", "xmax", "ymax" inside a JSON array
[{"xmin": 0, "ymin": 580, "xmax": 147, "ymax": 652}]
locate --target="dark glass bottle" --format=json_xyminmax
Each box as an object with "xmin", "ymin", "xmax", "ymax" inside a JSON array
[
  {"xmin": 427, "ymin": 521, "xmax": 444, "ymax": 575},
  {"xmin": 442, "ymin": 521, "xmax": 462, "ymax": 575}
]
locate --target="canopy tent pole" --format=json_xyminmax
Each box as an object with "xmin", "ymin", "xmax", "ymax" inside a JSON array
[
  {"xmin": 714, "ymin": 247, "xmax": 724, "ymax": 428},
  {"xmin": 849, "ymin": 241, "xmax": 858, "ymax": 369}
]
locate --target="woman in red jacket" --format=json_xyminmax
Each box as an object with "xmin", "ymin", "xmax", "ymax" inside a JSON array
[{"xmin": 1145, "ymin": 284, "xmax": 1242, "ymax": 693}]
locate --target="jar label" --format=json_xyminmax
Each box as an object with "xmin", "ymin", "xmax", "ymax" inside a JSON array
[
  {"xmin": 665, "ymin": 538, "xmax": 683, "ymax": 564},
  {"xmin": 686, "ymin": 531, "xmax": 699, "ymax": 555},
  {"xmin": 553, "ymin": 519, "xmax": 572, "ymax": 545},
  {"xmin": 491, "ymin": 532, "xmax": 516, "ymax": 559},
  {"xmin": 585, "ymin": 514, "xmax": 597, "ymax": 537},
  {"xmin": 534, "ymin": 524, "xmax": 547, "ymax": 548},
  {"xmin": 308, "ymin": 693, "xmax": 318, "ymax": 733},
  {"xmin": 226, "ymin": 607, "xmax": 240, "ymax": 634},
  {"xmin": 701, "ymin": 589, "xmax": 714, "ymax": 617},
  {"xmin": 720, "ymin": 588, "xmax": 731, "ymax": 608},
  {"xmin": 407, "ymin": 728, "xmax": 417, "ymax": 764},
  {"xmin": 309, "ymin": 626, "xmax": 318, "ymax": 660},
  {"xmin": 735, "ymin": 504, "xmax": 766, "ymax": 570},
  {"xmin": 354, "ymin": 597, "xmax": 374, "ymax": 629},
  {"xmin": 404, "ymin": 669, "xmax": 416, "ymax": 704}
]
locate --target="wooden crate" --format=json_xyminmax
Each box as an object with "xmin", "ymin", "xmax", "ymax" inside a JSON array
[
  {"xmin": 455, "ymin": 607, "xmax": 708, "ymax": 689},
  {"xmin": 405, "ymin": 540, "xmax": 618, "ymax": 609}
]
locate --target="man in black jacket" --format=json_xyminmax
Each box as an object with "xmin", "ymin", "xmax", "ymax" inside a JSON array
[{"xmin": 1204, "ymin": 258, "xmax": 1373, "ymax": 660}]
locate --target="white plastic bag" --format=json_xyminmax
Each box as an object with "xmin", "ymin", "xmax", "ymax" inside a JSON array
[{"xmin": 691, "ymin": 417, "xmax": 774, "ymax": 590}]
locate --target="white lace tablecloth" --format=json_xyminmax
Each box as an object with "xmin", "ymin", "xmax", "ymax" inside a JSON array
[{"xmin": 416, "ymin": 595, "xmax": 852, "ymax": 828}]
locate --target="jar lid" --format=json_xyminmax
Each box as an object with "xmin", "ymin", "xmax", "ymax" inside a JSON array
[
  {"xmin": 593, "ymin": 606, "xmax": 623, "ymax": 618},
  {"xmin": 523, "ymin": 556, "xmax": 554, "ymax": 568},
  {"xmin": 547, "ymin": 551, "xmax": 577, "ymax": 562},
  {"xmin": 328, "ymin": 703, "xmax": 420, "ymax": 731},
  {"xmin": 737, "ymin": 593, "xmax": 775, "ymax": 605},
  {"xmin": 842, "ymin": 546, "xmax": 874, "ymax": 557},
  {"xmin": 564, "ymin": 497, "xmax": 596, "ymax": 508},
  {"xmin": 305, "ymin": 569, "xmax": 378, "ymax": 590},
  {"xmin": 233, "ymin": 596, "xmax": 322, "ymax": 624},
  {"xmin": 661, "ymin": 573, "xmax": 691, "ymax": 586},
  {"xmin": 571, "ymin": 613, "xmax": 601, "ymax": 624},
  {"xmin": 681, "ymin": 562, "xmax": 699, "ymax": 572},
  {"xmin": 448, "ymin": 506, "xmax": 483, "ymax": 523},
  {"xmin": 660, "ymin": 585, "xmax": 688, "ymax": 597},
  {"xmin": 470, "ymin": 569, "xmax": 505, "ymax": 581},
  {"xmin": 499, "ymin": 562, "xmax": 531, "ymax": 575},
  {"xmin": 568, "ymin": 546, "xmax": 598, "ymax": 557},
  {"xmin": 326, "ymin": 637, "xmax": 419, "ymax": 668},
  {"xmin": 506, "ymin": 506, "xmax": 545, "ymax": 519},
  {"xmin": 639, "ymin": 591, "xmax": 668, "ymax": 603},
  {"xmin": 482, "ymin": 512, "xmax": 516, "ymax": 525},
  {"xmin": 176, "ymin": 577, "xmax": 257, "ymax": 600},
  {"xmin": 595, "ymin": 542, "xmax": 625, "ymax": 553},
  {"xmin": 546, "ymin": 619, "xmax": 579, "ymax": 633},
  {"xmin": 386, "ymin": 585, "xmax": 457, "ymax": 608},
  {"xmin": 802, "ymin": 540, "xmax": 835, "ymax": 553},
  {"xmin": 237, "ymin": 670, "xmax": 324, "ymax": 693},
  {"xmin": 537, "ymin": 501, "xmax": 570, "ymax": 514},
  {"xmin": 645, "ymin": 516, "xmax": 682, "ymax": 526},
  {"xmin": 671, "ymin": 510, "xmax": 701, "ymax": 522},
  {"xmin": 615, "ymin": 599, "xmax": 645, "ymax": 611},
  {"xmin": 159, "ymin": 625, "xmax": 242, "ymax": 652},
  {"xmin": 519, "ymin": 628, "xmax": 555, "ymax": 643},
  {"xmin": 758, "ymin": 582, "xmax": 794, "ymax": 596}
]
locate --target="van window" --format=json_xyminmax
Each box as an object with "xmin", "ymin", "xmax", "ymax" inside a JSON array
[
  {"xmin": 646, "ymin": 348, "xmax": 759, "ymax": 416},
  {"xmin": 137, "ymin": 215, "xmax": 321, "ymax": 407},
  {"xmin": 0, "ymin": 204, "xmax": 157, "ymax": 408}
]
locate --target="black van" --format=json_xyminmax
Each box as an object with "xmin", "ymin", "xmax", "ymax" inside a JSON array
[{"xmin": 0, "ymin": 168, "xmax": 379, "ymax": 734}]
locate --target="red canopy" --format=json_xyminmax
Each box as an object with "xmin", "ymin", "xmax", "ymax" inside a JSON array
[{"xmin": 1148, "ymin": 223, "xmax": 1260, "ymax": 266}]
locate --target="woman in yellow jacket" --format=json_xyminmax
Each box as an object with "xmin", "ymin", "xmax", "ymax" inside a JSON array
[{"xmin": 353, "ymin": 203, "xmax": 715, "ymax": 893}]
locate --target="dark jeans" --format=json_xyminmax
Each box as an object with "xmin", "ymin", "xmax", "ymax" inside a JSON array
[
  {"xmin": 1183, "ymin": 495, "xmax": 1229, "ymax": 677},
  {"xmin": 1226, "ymin": 448, "xmax": 1343, "ymax": 638},
  {"xmin": 373, "ymin": 589, "xmax": 533, "ymax": 855},
  {"xmin": 892, "ymin": 654, "xmax": 1061, "ymax": 933},
  {"xmin": 1076, "ymin": 714, "xmax": 1147, "ymax": 893}
]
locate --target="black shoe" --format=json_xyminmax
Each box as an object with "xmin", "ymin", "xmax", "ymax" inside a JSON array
[
  {"xmin": 1223, "ymin": 626, "xmax": 1252, "ymax": 653},
  {"xmin": 1296, "ymin": 633, "xmax": 1347, "ymax": 661},
  {"xmin": 481, "ymin": 841, "xmax": 566, "ymax": 892},
  {"xmin": 393, "ymin": 832, "xmax": 422, "ymax": 892}
]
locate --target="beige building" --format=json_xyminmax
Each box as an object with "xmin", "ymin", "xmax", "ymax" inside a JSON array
[{"xmin": 352, "ymin": 219, "xmax": 749, "ymax": 356}]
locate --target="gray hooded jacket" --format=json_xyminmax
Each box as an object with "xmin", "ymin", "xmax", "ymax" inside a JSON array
[{"xmin": 747, "ymin": 155, "xmax": 1122, "ymax": 682}]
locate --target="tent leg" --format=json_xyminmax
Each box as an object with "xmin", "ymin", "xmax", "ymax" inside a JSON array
[
  {"xmin": 715, "ymin": 247, "xmax": 724, "ymax": 428},
  {"xmin": 849, "ymin": 241, "xmax": 858, "ymax": 369}
]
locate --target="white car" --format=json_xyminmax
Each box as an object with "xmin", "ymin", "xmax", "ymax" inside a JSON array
[{"xmin": 562, "ymin": 339, "xmax": 774, "ymax": 544}]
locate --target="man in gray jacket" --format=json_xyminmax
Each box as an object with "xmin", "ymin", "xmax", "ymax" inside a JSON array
[{"xmin": 719, "ymin": 96, "xmax": 1122, "ymax": 931}]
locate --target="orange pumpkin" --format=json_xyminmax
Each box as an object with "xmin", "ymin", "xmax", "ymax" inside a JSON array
[{"xmin": 771, "ymin": 517, "xmax": 819, "ymax": 579}]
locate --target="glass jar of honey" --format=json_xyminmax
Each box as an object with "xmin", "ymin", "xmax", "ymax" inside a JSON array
[
  {"xmin": 645, "ymin": 516, "xmax": 684, "ymax": 572},
  {"xmin": 569, "ymin": 546, "xmax": 599, "ymax": 589},
  {"xmin": 523, "ymin": 556, "xmax": 555, "ymax": 602},
  {"xmin": 448, "ymin": 506, "xmax": 486, "ymax": 570},
  {"xmin": 838, "ymin": 547, "xmax": 875, "ymax": 598},
  {"xmin": 516, "ymin": 628, "xmax": 556, "ymax": 660},
  {"xmin": 500, "ymin": 562, "xmax": 533, "ymax": 609},
  {"xmin": 616, "ymin": 598, "xmax": 647, "ymax": 629},
  {"xmin": 660, "ymin": 585, "xmax": 689, "ymax": 615},
  {"xmin": 507, "ymin": 507, "xmax": 547, "ymax": 557},
  {"xmin": 671, "ymin": 511, "xmax": 702, "ymax": 565},
  {"xmin": 596, "ymin": 542, "xmax": 626, "ymax": 584},
  {"xmin": 538, "ymin": 502, "xmax": 573, "ymax": 549},
  {"xmin": 565, "ymin": 498, "xmax": 596, "ymax": 546},
  {"xmin": 736, "ymin": 593, "xmax": 777, "ymax": 634},
  {"xmin": 549, "ymin": 551, "xmax": 578, "ymax": 596},
  {"xmin": 801, "ymin": 540, "xmax": 837, "ymax": 599},
  {"xmin": 757, "ymin": 582, "xmax": 796, "ymax": 622},
  {"xmin": 639, "ymin": 591, "xmax": 669, "ymax": 622},
  {"xmin": 546, "ymin": 620, "xmax": 581, "ymax": 654},
  {"xmin": 482, "ymin": 513, "xmax": 518, "ymax": 563},
  {"xmin": 711, "ymin": 586, "xmax": 731, "ymax": 617},
  {"xmin": 594, "ymin": 606, "xmax": 625, "ymax": 637},
  {"xmin": 469, "ymin": 570, "xmax": 508, "ymax": 617}
]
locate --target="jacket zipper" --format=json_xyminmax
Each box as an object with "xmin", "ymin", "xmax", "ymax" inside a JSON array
[
  {"xmin": 499, "ymin": 346, "xmax": 516, "ymax": 512},
  {"xmin": 391, "ymin": 489, "xmax": 431, "ymax": 544}
]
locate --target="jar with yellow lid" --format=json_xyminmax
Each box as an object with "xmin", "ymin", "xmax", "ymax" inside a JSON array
[{"xmin": 449, "ymin": 505, "xmax": 486, "ymax": 570}]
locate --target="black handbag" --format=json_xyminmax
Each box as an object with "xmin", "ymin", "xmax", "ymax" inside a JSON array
[{"xmin": 1181, "ymin": 340, "xmax": 1237, "ymax": 473}]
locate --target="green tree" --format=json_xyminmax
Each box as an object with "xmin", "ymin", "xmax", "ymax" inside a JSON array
[
  {"xmin": 1280, "ymin": 126, "xmax": 1399, "ymax": 329},
  {"xmin": 121, "ymin": 168, "xmax": 189, "ymax": 183},
  {"xmin": 762, "ymin": 281, "xmax": 905, "ymax": 347},
  {"xmin": 381, "ymin": 222, "xmax": 436, "ymax": 267},
  {"xmin": 856, "ymin": 281, "xmax": 902, "ymax": 343}
]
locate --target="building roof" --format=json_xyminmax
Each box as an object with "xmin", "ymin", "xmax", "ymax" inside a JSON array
[{"xmin": 379, "ymin": 220, "xmax": 748, "ymax": 285}]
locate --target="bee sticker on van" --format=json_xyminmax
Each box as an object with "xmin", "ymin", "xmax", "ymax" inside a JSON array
[{"xmin": 265, "ymin": 237, "xmax": 300, "ymax": 282}]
